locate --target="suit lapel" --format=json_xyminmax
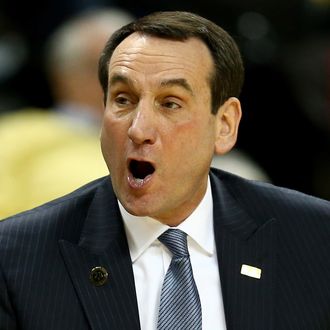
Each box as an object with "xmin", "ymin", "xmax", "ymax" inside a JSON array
[
  {"xmin": 210, "ymin": 171, "xmax": 277, "ymax": 330},
  {"xmin": 59, "ymin": 179, "xmax": 140, "ymax": 330}
]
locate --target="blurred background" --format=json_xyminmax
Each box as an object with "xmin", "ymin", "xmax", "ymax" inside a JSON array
[{"xmin": 0, "ymin": 0, "xmax": 329, "ymax": 218}]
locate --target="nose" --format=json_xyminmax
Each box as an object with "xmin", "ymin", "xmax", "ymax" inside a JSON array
[{"xmin": 127, "ymin": 105, "xmax": 156, "ymax": 145}]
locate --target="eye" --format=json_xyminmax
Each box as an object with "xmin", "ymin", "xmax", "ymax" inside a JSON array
[
  {"xmin": 115, "ymin": 96, "xmax": 131, "ymax": 106},
  {"xmin": 162, "ymin": 100, "xmax": 181, "ymax": 110},
  {"xmin": 163, "ymin": 102, "xmax": 179, "ymax": 109},
  {"xmin": 112, "ymin": 92, "xmax": 137, "ymax": 109}
]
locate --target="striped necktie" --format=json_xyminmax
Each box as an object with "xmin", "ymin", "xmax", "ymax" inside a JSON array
[{"xmin": 157, "ymin": 229, "xmax": 202, "ymax": 330}]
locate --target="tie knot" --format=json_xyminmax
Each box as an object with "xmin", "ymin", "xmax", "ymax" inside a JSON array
[{"xmin": 158, "ymin": 229, "xmax": 189, "ymax": 258}]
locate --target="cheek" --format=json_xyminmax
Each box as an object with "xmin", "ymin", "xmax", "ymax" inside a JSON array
[
  {"xmin": 101, "ymin": 115, "xmax": 125, "ymax": 160},
  {"xmin": 165, "ymin": 122, "xmax": 201, "ymax": 164},
  {"xmin": 174, "ymin": 118, "xmax": 215, "ymax": 146},
  {"xmin": 100, "ymin": 128, "xmax": 112, "ymax": 170},
  {"xmin": 167, "ymin": 120, "xmax": 195, "ymax": 145},
  {"xmin": 102, "ymin": 111, "xmax": 126, "ymax": 142},
  {"xmin": 172, "ymin": 118, "xmax": 216, "ymax": 164},
  {"xmin": 100, "ymin": 119, "xmax": 112, "ymax": 153}
]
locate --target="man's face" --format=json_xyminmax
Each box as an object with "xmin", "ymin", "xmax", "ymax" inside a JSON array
[{"xmin": 101, "ymin": 33, "xmax": 221, "ymax": 225}]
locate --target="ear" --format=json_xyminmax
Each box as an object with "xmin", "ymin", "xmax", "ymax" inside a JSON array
[{"xmin": 214, "ymin": 97, "xmax": 242, "ymax": 155}]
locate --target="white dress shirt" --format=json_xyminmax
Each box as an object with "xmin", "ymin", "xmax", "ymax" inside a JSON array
[{"xmin": 119, "ymin": 177, "xmax": 227, "ymax": 329}]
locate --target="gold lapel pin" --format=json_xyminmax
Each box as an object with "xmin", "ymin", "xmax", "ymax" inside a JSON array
[{"xmin": 240, "ymin": 264, "xmax": 262, "ymax": 279}]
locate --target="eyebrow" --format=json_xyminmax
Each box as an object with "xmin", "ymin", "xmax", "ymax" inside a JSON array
[
  {"xmin": 109, "ymin": 74, "xmax": 194, "ymax": 96},
  {"xmin": 160, "ymin": 78, "xmax": 194, "ymax": 95},
  {"xmin": 109, "ymin": 74, "xmax": 133, "ymax": 89}
]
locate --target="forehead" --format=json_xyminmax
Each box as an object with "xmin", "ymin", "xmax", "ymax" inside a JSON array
[{"xmin": 108, "ymin": 33, "xmax": 213, "ymax": 84}]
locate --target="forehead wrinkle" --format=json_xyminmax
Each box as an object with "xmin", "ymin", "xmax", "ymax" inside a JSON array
[
  {"xmin": 111, "ymin": 34, "xmax": 213, "ymax": 73},
  {"xmin": 109, "ymin": 56, "xmax": 188, "ymax": 79},
  {"xmin": 109, "ymin": 40, "xmax": 212, "ymax": 95},
  {"xmin": 109, "ymin": 59, "xmax": 201, "ymax": 85},
  {"xmin": 112, "ymin": 45, "xmax": 198, "ymax": 68}
]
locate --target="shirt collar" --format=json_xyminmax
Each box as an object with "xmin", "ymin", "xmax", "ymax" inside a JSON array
[{"xmin": 119, "ymin": 176, "xmax": 214, "ymax": 262}]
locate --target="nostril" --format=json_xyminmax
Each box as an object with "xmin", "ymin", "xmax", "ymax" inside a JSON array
[
  {"xmin": 129, "ymin": 160, "xmax": 155, "ymax": 179},
  {"xmin": 128, "ymin": 131, "xmax": 154, "ymax": 145}
]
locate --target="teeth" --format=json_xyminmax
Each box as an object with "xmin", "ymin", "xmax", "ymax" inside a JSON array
[{"xmin": 134, "ymin": 178, "xmax": 144, "ymax": 184}]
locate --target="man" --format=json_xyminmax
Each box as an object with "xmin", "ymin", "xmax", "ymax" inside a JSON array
[{"xmin": 0, "ymin": 11, "xmax": 329, "ymax": 330}]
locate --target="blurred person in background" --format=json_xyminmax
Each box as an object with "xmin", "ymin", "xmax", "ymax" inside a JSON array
[
  {"xmin": 0, "ymin": 8, "xmax": 134, "ymax": 219},
  {"xmin": 44, "ymin": 7, "xmax": 134, "ymax": 128}
]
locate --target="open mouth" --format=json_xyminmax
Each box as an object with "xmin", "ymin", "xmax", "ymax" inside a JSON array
[{"xmin": 129, "ymin": 160, "xmax": 155, "ymax": 180}]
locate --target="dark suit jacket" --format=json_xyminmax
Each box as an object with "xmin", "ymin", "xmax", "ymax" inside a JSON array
[{"xmin": 0, "ymin": 169, "xmax": 330, "ymax": 330}]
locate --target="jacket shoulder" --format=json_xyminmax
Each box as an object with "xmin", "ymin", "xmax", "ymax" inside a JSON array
[
  {"xmin": 0, "ymin": 176, "xmax": 110, "ymax": 241},
  {"xmin": 210, "ymin": 168, "xmax": 330, "ymax": 221}
]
